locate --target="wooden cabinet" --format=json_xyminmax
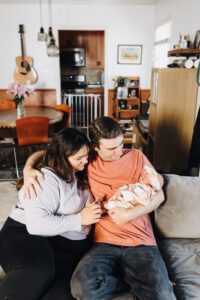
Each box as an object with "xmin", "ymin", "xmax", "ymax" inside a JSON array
[
  {"xmin": 59, "ymin": 30, "xmax": 85, "ymax": 48},
  {"xmin": 108, "ymin": 89, "xmax": 116, "ymax": 118},
  {"xmin": 59, "ymin": 30, "xmax": 104, "ymax": 68},
  {"xmin": 148, "ymin": 68, "xmax": 198, "ymax": 174},
  {"xmin": 85, "ymin": 31, "xmax": 104, "ymax": 68},
  {"xmin": 115, "ymin": 77, "xmax": 140, "ymax": 119}
]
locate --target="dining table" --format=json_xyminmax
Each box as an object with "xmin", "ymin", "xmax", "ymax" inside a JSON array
[{"xmin": 0, "ymin": 106, "xmax": 64, "ymax": 138}]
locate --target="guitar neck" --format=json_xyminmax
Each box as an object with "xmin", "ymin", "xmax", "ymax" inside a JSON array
[{"xmin": 20, "ymin": 33, "xmax": 25, "ymax": 60}]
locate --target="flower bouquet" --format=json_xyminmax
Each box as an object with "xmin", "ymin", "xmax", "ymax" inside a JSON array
[
  {"xmin": 7, "ymin": 81, "xmax": 34, "ymax": 106},
  {"xmin": 7, "ymin": 81, "xmax": 34, "ymax": 117}
]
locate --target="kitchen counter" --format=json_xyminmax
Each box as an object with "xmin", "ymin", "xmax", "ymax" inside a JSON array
[{"xmin": 85, "ymin": 87, "xmax": 104, "ymax": 94}]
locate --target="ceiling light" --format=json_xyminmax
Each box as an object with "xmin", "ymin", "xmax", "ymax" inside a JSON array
[
  {"xmin": 46, "ymin": 0, "xmax": 59, "ymax": 57},
  {"xmin": 37, "ymin": 0, "xmax": 47, "ymax": 41},
  {"xmin": 47, "ymin": 38, "xmax": 59, "ymax": 57}
]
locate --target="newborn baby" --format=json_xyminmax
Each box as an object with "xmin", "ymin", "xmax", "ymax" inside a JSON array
[{"xmin": 104, "ymin": 165, "xmax": 161, "ymax": 210}]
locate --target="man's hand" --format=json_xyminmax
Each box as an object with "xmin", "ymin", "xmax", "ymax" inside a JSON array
[
  {"xmin": 23, "ymin": 168, "xmax": 44, "ymax": 199},
  {"xmin": 108, "ymin": 207, "xmax": 133, "ymax": 225},
  {"xmin": 108, "ymin": 189, "xmax": 165, "ymax": 225},
  {"xmin": 22, "ymin": 150, "xmax": 45, "ymax": 199},
  {"xmin": 80, "ymin": 202, "xmax": 102, "ymax": 225}
]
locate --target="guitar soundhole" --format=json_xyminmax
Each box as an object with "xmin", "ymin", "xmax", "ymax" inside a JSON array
[{"xmin": 21, "ymin": 60, "xmax": 31, "ymax": 74}]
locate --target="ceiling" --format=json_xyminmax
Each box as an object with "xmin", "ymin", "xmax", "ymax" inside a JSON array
[{"xmin": 0, "ymin": 0, "xmax": 158, "ymax": 5}]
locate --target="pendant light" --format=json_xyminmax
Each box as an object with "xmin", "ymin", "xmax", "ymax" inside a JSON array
[
  {"xmin": 37, "ymin": 0, "xmax": 47, "ymax": 41},
  {"xmin": 46, "ymin": 0, "xmax": 59, "ymax": 57}
]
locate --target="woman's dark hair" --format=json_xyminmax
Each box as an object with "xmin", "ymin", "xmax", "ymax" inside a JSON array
[
  {"xmin": 89, "ymin": 116, "xmax": 123, "ymax": 147},
  {"xmin": 40, "ymin": 128, "xmax": 91, "ymax": 189}
]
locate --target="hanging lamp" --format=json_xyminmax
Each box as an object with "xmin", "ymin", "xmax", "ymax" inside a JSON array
[
  {"xmin": 37, "ymin": 0, "xmax": 47, "ymax": 41},
  {"xmin": 46, "ymin": 0, "xmax": 59, "ymax": 56}
]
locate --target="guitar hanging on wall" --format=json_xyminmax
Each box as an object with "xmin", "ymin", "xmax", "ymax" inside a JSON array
[{"xmin": 13, "ymin": 24, "xmax": 37, "ymax": 84}]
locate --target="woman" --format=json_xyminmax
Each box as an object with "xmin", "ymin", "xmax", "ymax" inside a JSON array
[{"xmin": 0, "ymin": 128, "xmax": 102, "ymax": 300}]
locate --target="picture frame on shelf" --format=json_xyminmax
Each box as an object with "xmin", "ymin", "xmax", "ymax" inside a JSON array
[
  {"xmin": 193, "ymin": 30, "xmax": 200, "ymax": 49},
  {"xmin": 128, "ymin": 89, "xmax": 137, "ymax": 98},
  {"xmin": 118, "ymin": 100, "xmax": 127, "ymax": 110},
  {"xmin": 117, "ymin": 45, "xmax": 142, "ymax": 64},
  {"xmin": 117, "ymin": 86, "xmax": 128, "ymax": 99}
]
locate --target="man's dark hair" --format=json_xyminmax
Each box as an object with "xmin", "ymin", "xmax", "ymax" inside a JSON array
[{"xmin": 89, "ymin": 116, "xmax": 123, "ymax": 147}]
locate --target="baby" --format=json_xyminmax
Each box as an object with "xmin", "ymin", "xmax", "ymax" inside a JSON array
[{"xmin": 104, "ymin": 165, "xmax": 161, "ymax": 210}]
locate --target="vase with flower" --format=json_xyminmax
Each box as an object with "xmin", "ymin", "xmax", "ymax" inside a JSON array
[{"xmin": 7, "ymin": 81, "xmax": 34, "ymax": 118}]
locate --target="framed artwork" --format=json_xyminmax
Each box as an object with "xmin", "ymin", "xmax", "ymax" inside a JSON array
[
  {"xmin": 117, "ymin": 87, "xmax": 128, "ymax": 99},
  {"xmin": 117, "ymin": 45, "xmax": 142, "ymax": 64}
]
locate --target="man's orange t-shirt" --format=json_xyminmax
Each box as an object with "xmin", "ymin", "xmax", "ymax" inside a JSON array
[{"xmin": 88, "ymin": 149, "xmax": 157, "ymax": 247}]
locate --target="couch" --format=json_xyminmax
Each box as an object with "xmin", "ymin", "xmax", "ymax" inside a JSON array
[{"xmin": 0, "ymin": 175, "xmax": 200, "ymax": 299}]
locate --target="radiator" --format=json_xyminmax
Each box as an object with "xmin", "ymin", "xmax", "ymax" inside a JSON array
[{"xmin": 63, "ymin": 94, "xmax": 102, "ymax": 134}]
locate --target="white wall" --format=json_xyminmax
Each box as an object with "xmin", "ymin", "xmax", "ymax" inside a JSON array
[
  {"xmin": 0, "ymin": 3, "xmax": 155, "ymax": 109},
  {"xmin": 154, "ymin": 0, "xmax": 200, "ymax": 49}
]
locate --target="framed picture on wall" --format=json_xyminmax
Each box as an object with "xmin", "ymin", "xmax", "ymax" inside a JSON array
[{"xmin": 117, "ymin": 45, "xmax": 142, "ymax": 64}]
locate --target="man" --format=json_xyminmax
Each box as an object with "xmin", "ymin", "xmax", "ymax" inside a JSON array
[{"xmin": 23, "ymin": 117, "xmax": 176, "ymax": 300}]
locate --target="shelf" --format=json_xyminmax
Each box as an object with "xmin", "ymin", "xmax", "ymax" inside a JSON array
[
  {"xmin": 168, "ymin": 49, "xmax": 200, "ymax": 57},
  {"xmin": 114, "ymin": 76, "xmax": 141, "ymax": 120},
  {"xmin": 117, "ymin": 109, "xmax": 139, "ymax": 112},
  {"xmin": 117, "ymin": 97, "xmax": 139, "ymax": 100},
  {"xmin": 127, "ymin": 85, "xmax": 139, "ymax": 88}
]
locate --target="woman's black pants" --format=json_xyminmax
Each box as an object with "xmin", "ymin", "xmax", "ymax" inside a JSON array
[{"xmin": 0, "ymin": 218, "xmax": 90, "ymax": 300}]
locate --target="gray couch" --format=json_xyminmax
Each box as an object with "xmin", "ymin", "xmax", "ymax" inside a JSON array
[
  {"xmin": 154, "ymin": 174, "xmax": 200, "ymax": 300},
  {"xmin": 0, "ymin": 175, "xmax": 200, "ymax": 299}
]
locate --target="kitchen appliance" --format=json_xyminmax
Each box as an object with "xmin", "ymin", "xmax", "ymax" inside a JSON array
[
  {"xmin": 60, "ymin": 48, "xmax": 85, "ymax": 67},
  {"xmin": 61, "ymin": 74, "xmax": 86, "ymax": 94}
]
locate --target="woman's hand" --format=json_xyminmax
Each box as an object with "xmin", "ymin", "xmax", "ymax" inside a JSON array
[{"xmin": 80, "ymin": 202, "xmax": 102, "ymax": 225}]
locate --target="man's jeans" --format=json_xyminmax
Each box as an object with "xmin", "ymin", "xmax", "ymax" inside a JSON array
[{"xmin": 71, "ymin": 243, "xmax": 176, "ymax": 300}]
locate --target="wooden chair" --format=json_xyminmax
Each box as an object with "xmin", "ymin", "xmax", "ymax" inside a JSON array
[
  {"xmin": 0, "ymin": 99, "xmax": 16, "ymax": 110},
  {"xmin": 53, "ymin": 104, "xmax": 72, "ymax": 129},
  {"xmin": 14, "ymin": 116, "xmax": 49, "ymax": 177},
  {"xmin": 0, "ymin": 100, "xmax": 17, "ymax": 178}
]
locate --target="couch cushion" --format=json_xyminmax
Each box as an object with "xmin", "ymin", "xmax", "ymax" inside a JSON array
[
  {"xmin": 158, "ymin": 238, "xmax": 200, "ymax": 300},
  {"xmin": 155, "ymin": 174, "xmax": 200, "ymax": 238}
]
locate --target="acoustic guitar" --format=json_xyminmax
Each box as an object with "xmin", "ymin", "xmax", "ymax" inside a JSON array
[{"xmin": 14, "ymin": 24, "xmax": 37, "ymax": 84}]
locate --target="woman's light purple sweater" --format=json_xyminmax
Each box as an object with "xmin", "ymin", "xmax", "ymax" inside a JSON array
[{"xmin": 10, "ymin": 168, "xmax": 91, "ymax": 240}]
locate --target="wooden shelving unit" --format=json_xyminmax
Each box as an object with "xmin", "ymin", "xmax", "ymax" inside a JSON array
[
  {"xmin": 115, "ymin": 77, "xmax": 140, "ymax": 120},
  {"xmin": 168, "ymin": 49, "xmax": 200, "ymax": 57}
]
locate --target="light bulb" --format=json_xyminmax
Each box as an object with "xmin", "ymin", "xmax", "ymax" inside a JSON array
[
  {"xmin": 37, "ymin": 27, "xmax": 47, "ymax": 41},
  {"xmin": 47, "ymin": 38, "xmax": 59, "ymax": 57},
  {"xmin": 46, "ymin": 27, "xmax": 53, "ymax": 46}
]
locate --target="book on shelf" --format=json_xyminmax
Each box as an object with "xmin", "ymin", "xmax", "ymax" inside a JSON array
[{"xmin": 118, "ymin": 119, "xmax": 132, "ymax": 124}]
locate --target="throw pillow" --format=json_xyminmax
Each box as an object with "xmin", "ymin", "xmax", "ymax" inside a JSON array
[{"xmin": 155, "ymin": 174, "xmax": 200, "ymax": 238}]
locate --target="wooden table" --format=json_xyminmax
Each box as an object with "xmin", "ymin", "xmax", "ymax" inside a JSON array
[{"xmin": 0, "ymin": 107, "xmax": 63, "ymax": 138}]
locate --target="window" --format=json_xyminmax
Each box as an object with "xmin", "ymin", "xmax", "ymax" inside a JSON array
[{"xmin": 152, "ymin": 21, "xmax": 171, "ymax": 68}]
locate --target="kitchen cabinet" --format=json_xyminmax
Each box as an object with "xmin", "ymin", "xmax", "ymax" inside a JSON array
[
  {"xmin": 59, "ymin": 30, "xmax": 85, "ymax": 48},
  {"xmin": 148, "ymin": 68, "xmax": 198, "ymax": 174},
  {"xmin": 85, "ymin": 31, "xmax": 104, "ymax": 68},
  {"xmin": 59, "ymin": 30, "xmax": 104, "ymax": 67}
]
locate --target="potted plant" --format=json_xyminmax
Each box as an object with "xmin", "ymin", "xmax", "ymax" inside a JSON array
[{"xmin": 113, "ymin": 76, "xmax": 129, "ymax": 88}]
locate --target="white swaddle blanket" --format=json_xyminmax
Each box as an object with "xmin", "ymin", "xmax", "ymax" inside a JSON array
[{"xmin": 104, "ymin": 165, "xmax": 161, "ymax": 210}]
